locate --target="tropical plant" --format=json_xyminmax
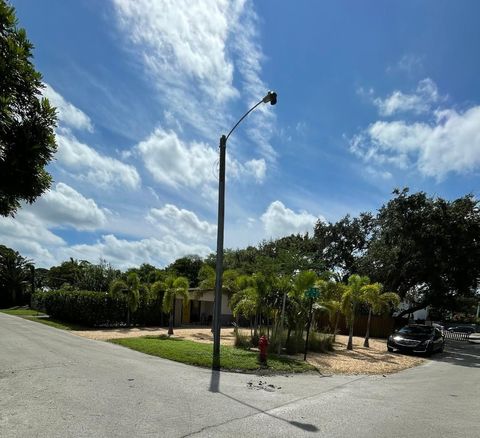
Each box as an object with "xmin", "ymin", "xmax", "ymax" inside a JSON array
[
  {"xmin": 162, "ymin": 276, "xmax": 189, "ymax": 335},
  {"xmin": 109, "ymin": 272, "xmax": 141, "ymax": 326},
  {"xmin": 315, "ymin": 274, "xmax": 345, "ymax": 342},
  {"xmin": 286, "ymin": 270, "xmax": 317, "ymax": 343},
  {"xmin": 230, "ymin": 275, "xmax": 259, "ymax": 336},
  {"xmin": 0, "ymin": 245, "xmax": 31, "ymax": 307},
  {"xmin": 341, "ymin": 274, "xmax": 370, "ymax": 350},
  {"xmin": 361, "ymin": 284, "xmax": 400, "ymax": 347}
]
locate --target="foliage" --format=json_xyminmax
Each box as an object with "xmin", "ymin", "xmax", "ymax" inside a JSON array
[
  {"xmin": 33, "ymin": 289, "xmax": 127, "ymax": 326},
  {"xmin": 111, "ymin": 336, "xmax": 315, "ymax": 373},
  {"xmin": 314, "ymin": 213, "xmax": 374, "ymax": 280},
  {"xmin": 342, "ymin": 274, "xmax": 371, "ymax": 350},
  {"xmin": 47, "ymin": 259, "xmax": 120, "ymax": 291},
  {"xmin": 0, "ymin": 244, "xmax": 31, "ymax": 307},
  {"xmin": 363, "ymin": 188, "xmax": 480, "ymax": 314},
  {"xmin": 234, "ymin": 331, "xmax": 252, "ymax": 349},
  {"xmin": 307, "ymin": 332, "xmax": 334, "ymax": 353},
  {"xmin": 167, "ymin": 255, "xmax": 203, "ymax": 287},
  {"xmin": 0, "ymin": 0, "xmax": 57, "ymax": 216},
  {"xmin": 110, "ymin": 272, "xmax": 141, "ymax": 325},
  {"xmin": 161, "ymin": 275, "xmax": 189, "ymax": 335},
  {"xmin": 361, "ymin": 283, "xmax": 400, "ymax": 347}
]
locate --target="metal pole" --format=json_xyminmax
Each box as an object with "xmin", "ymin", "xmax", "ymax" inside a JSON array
[
  {"xmin": 303, "ymin": 297, "xmax": 314, "ymax": 361},
  {"xmin": 277, "ymin": 290, "xmax": 287, "ymax": 355},
  {"xmin": 213, "ymin": 135, "xmax": 226, "ymax": 370}
]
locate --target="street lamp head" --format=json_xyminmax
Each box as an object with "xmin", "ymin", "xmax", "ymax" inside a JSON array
[{"xmin": 262, "ymin": 90, "xmax": 277, "ymax": 105}]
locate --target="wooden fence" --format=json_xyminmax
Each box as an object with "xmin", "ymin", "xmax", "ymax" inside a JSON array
[{"xmin": 315, "ymin": 313, "xmax": 396, "ymax": 339}]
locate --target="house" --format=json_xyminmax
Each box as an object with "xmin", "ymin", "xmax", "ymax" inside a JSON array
[{"xmin": 173, "ymin": 288, "xmax": 233, "ymax": 326}]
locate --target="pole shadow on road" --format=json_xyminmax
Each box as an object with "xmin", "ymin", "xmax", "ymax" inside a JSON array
[{"xmin": 208, "ymin": 369, "xmax": 319, "ymax": 433}]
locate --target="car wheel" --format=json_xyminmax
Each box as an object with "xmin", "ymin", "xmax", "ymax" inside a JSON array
[{"xmin": 387, "ymin": 347, "xmax": 394, "ymax": 352}]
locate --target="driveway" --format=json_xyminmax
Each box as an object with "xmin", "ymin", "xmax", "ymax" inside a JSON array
[{"xmin": 1, "ymin": 313, "xmax": 478, "ymax": 437}]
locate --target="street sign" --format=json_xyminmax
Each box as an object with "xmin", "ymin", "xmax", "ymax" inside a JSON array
[{"xmin": 305, "ymin": 287, "xmax": 320, "ymax": 299}]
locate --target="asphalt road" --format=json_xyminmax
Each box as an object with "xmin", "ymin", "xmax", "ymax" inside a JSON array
[{"xmin": 1, "ymin": 313, "xmax": 479, "ymax": 438}]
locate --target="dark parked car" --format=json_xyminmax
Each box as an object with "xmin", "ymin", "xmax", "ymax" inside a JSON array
[
  {"xmin": 446, "ymin": 326, "xmax": 476, "ymax": 334},
  {"xmin": 387, "ymin": 325, "xmax": 444, "ymax": 355}
]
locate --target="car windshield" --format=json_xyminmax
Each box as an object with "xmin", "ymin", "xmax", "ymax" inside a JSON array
[{"xmin": 398, "ymin": 326, "xmax": 433, "ymax": 335}]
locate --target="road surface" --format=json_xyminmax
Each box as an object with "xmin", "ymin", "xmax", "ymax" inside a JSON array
[{"xmin": 1, "ymin": 313, "xmax": 478, "ymax": 437}]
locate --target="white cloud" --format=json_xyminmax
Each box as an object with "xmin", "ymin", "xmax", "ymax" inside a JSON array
[
  {"xmin": 29, "ymin": 183, "xmax": 107, "ymax": 231},
  {"xmin": 0, "ymin": 210, "xmax": 64, "ymax": 267},
  {"xmin": 136, "ymin": 128, "xmax": 267, "ymax": 193},
  {"xmin": 43, "ymin": 83, "xmax": 93, "ymax": 132},
  {"xmin": 260, "ymin": 201, "xmax": 319, "ymax": 239},
  {"xmin": 61, "ymin": 234, "xmax": 212, "ymax": 270},
  {"xmin": 372, "ymin": 78, "xmax": 440, "ymax": 116},
  {"xmin": 350, "ymin": 105, "xmax": 480, "ymax": 179},
  {"xmin": 112, "ymin": 0, "xmax": 276, "ymax": 160},
  {"xmin": 147, "ymin": 204, "xmax": 216, "ymax": 241},
  {"xmin": 56, "ymin": 129, "xmax": 141, "ymax": 190},
  {"xmin": 387, "ymin": 54, "xmax": 424, "ymax": 76},
  {"xmin": 136, "ymin": 128, "xmax": 217, "ymax": 189}
]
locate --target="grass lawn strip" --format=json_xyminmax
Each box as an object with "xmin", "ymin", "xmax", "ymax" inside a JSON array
[
  {"xmin": 110, "ymin": 335, "xmax": 315, "ymax": 373},
  {"xmin": 0, "ymin": 308, "xmax": 44, "ymax": 316},
  {"xmin": 22, "ymin": 316, "xmax": 85, "ymax": 331}
]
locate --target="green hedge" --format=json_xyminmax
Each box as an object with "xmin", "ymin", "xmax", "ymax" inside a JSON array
[{"xmin": 32, "ymin": 289, "xmax": 165, "ymax": 327}]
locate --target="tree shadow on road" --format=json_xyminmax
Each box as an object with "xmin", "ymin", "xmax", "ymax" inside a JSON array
[{"xmin": 429, "ymin": 340, "xmax": 480, "ymax": 369}]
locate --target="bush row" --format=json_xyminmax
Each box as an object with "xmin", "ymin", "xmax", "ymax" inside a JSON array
[
  {"xmin": 32, "ymin": 289, "xmax": 166, "ymax": 327},
  {"xmin": 234, "ymin": 330, "xmax": 334, "ymax": 355}
]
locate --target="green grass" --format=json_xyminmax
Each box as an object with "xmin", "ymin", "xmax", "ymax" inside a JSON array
[
  {"xmin": 1, "ymin": 307, "xmax": 85, "ymax": 330},
  {"xmin": 110, "ymin": 335, "xmax": 316, "ymax": 373},
  {"xmin": 0, "ymin": 307, "xmax": 44, "ymax": 316},
  {"xmin": 22, "ymin": 316, "xmax": 85, "ymax": 331}
]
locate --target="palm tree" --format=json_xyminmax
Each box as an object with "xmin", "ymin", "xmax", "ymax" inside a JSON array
[
  {"xmin": 315, "ymin": 275, "xmax": 345, "ymax": 342},
  {"xmin": 361, "ymin": 284, "xmax": 400, "ymax": 347},
  {"xmin": 288, "ymin": 270, "xmax": 317, "ymax": 342},
  {"xmin": 162, "ymin": 276, "xmax": 189, "ymax": 336},
  {"xmin": 341, "ymin": 274, "xmax": 370, "ymax": 350},
  {"xmin": 109, "ymin": 272, "xmax": 140, "ymax": 326},
  {"xmin": 230, "ymin": 275, "xmax": 259, "ymax": 337}
]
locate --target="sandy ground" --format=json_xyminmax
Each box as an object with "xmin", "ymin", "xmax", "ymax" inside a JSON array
[{"xmin": 73, "ymin": 326, "xmax": 424, "ymax": 374}]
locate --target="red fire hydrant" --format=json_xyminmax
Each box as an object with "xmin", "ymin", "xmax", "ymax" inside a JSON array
[{"xmin": 258, "ymin": 335, "xmax": 269, "ymax": 364}]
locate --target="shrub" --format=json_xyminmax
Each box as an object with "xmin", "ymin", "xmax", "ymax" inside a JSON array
[
  {"xmin": 234, "ymin": 331, "xmax": 252, "ymax": 349},
  {"xmin": 31, "ymin": 289, "xmax": 166, "ymax": 327},
  {"xmin": 308, "ymin": 332, "xmax": 334, "ymax": 353},
  {"xmin": 285, "ymin": 336, "xmax": 304, "ymax": 355}
]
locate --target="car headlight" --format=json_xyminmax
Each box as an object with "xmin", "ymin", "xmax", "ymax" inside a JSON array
[{"xmin": 393, "ymin": 335, "xmax": 403, "ymax": 342}]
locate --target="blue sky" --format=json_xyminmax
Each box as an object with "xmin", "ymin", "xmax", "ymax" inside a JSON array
[{"xmin": 2, "ymin": 0, "xmax": 480, "ymax": 268}]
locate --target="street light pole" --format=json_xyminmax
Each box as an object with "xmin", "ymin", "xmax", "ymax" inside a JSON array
[{"xmin": 212, "ymin": 91, "xmax": 277, "ymax": 369}]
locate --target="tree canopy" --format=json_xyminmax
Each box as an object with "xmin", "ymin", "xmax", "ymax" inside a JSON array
[{"xmin": 0, "ymin": 0, "xmax": 57, "ymax": 216}]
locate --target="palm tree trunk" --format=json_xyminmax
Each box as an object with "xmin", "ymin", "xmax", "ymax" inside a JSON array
[
  {"xmin": 333, "ymin": 311, "xmax": 340, "ymax": 342},
  {"xmin": 168, "ymin": 311, "xmax": 174, "ymax": 335},
  {"xmin": 363, "ymin": 308, "xmax": 372, "ymax": 347},
  {"xmin": 347, "ymin": 315, "xmax": 354, "ymax": 350}
]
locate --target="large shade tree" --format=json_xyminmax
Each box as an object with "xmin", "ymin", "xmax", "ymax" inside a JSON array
[
  {"xmin": 0, "ymin": 0, "xmax": 57, "ymax": 216},
  {"xmin": 363, "ymin": 188, "xmax": 480, "ymax": 315}
]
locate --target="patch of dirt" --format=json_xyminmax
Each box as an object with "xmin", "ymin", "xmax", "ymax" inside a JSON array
[
  {"xmin": 74, "ymin": 327, "xmax": 424, "ymax": 374},
  {"xmin": 303, "ymin": 335, "xmax": 425, "ymax": 375}
]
